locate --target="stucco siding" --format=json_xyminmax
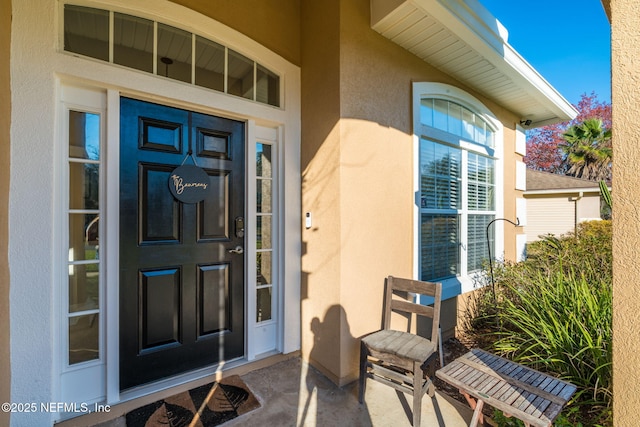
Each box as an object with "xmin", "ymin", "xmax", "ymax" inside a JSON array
[
  {"xmin": 170, "ymin": 0, "xmax": 301, "ymax": 66},
  {"xmin": 297, "ymin": 0, "xmax": 523, "ymax": 385},
  {"xmin": 10, "ymin": 1, "xmax": 58, "ymax": 425},
  {"xmin": 611, "ymin": 0, "xmax": 640, "ymax": 423},
  {"xmin": 300, "ymin": 0, "xmax": 344, "ymax": 384}
]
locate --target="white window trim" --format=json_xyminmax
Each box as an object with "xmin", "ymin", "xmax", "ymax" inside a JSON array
[
  {"xmin": 246, "ymin": 124, "xmax": 283, "ymax": 360},
  {"xmin": 412, "ymin": 82, "xmax": 504, "ymax": 296}
]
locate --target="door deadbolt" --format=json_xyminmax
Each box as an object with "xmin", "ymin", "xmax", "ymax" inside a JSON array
[{"xmin": 235, "ymin": 216, "xmax": 245, "ymax": 238}]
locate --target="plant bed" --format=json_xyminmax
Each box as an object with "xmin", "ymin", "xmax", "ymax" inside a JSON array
[{"xmin": 440, "ymin": 221, "xmax": 613, "ymax": 427}]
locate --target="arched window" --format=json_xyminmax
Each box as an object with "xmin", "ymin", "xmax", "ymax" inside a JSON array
[{"xmin": 413, "ymin": 83, "xmax": 502, "ymax": 295}]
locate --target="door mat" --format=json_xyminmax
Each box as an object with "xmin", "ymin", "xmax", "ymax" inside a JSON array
[{"xmin": 125, "ymin": 375, "xmax": 260, "ymax": 427}]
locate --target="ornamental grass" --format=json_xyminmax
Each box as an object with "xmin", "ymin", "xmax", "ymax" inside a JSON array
[{"xmin": 469, "ymin": 221, "xmax": 612, "ymax": 426}]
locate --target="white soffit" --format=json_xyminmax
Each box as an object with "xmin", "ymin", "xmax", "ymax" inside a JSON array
[{"xmin": 371, "ymin": 0, "xmax": 578, "ymax": 127}]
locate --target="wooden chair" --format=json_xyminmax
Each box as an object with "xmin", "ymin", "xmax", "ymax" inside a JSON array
[{"xmin": 358, "ymin": 276, "xmax": 442, "ymax": 427}]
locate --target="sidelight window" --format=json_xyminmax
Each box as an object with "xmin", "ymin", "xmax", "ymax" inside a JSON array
[
  {"xmin": 67, "ymin": 110, "xmax": 102, "ymax": 365},
  {"xmin": 256, "ymin": 142, "xmax": 274, "ymax": 323}
]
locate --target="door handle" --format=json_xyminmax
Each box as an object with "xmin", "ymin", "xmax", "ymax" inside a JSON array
[{"xmin": 228, "ymin": 246, "xmax": 244, "ymax": 254}]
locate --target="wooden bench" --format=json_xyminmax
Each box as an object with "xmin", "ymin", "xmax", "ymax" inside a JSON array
[{"xmin": 436, "ymin": 349, "xmax": 576, "ymax": 427}]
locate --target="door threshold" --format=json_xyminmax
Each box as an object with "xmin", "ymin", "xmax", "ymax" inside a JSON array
[
  {"xmin": 54, "ymin": 351, "xmax": 299, "ymax": 427},
  {"xmin": 118, "ymin": 356, "xmax": 246, "ymax": 404}
]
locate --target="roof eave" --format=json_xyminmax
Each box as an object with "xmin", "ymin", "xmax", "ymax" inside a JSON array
[{"xmin": 371, "ymin": 0, "xmax": 578, "ymax": 127}]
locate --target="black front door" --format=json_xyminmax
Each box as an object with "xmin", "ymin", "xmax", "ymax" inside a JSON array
[{"xmin": 119, "ymin": 97, "xmax": 245, "ymax": 390}]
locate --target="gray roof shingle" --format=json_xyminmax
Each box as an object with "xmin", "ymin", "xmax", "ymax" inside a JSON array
[{"xmin": 526, "ymin": 169, "xmax": 600, "ymax": 191}]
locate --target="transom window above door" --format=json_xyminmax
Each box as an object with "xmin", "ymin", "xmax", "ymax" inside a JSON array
[{"xmin": 62, "ymin": 4, "xmax": 280, "ymax": 107}]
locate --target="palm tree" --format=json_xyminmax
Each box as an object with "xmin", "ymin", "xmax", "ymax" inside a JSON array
[{"xmin": 560, "ymin": 118, "xmax": 612, "ymax": 181}]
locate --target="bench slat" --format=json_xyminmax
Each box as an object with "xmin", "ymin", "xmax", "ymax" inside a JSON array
[
  {"xmin": 452, "ymin": 354, "xmax": 574, "ymax": 405},
  {"xmin": 436, "ymin": 350, "xmax": 576, "ymax": 427}
]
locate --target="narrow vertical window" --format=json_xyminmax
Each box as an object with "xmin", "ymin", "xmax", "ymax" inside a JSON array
[
  {"xmin": 467, "ymin": 153, "xmax": 495, "ymax": 272},
  {"xmin": 420, "ymin": 139, "xmax": 461, "ymax": 279},
  {"xmin": 67, "ymin": 110, "xmax": 102, "ymax": 365},
  {"xmin": 256, "ymin": 142, "xmax": 273, "ymax": 322}
]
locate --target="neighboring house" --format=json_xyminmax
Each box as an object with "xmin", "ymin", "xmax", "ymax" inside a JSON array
[
  {"xmin": 0, "ymin": 1, "xmax": 578, "ymax": 425},
  {"xmin": 524, "ymin": 169, "xmax": 604, "ymax": 242}
]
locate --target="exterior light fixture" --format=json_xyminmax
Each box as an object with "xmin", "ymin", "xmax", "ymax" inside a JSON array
[{"xmin": 161, "ymin": 56, "xmax": 173, "ymax": 77}]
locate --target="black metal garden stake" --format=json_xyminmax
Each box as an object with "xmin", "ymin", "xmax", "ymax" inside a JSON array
[{"xmin": 486, "ymin": 217, "xmax": 520, "ymax": 303}]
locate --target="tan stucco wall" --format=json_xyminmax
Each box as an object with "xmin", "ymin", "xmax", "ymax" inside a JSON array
[
  {"xmin": 169, "ymin": 0, "xmax": 301, "ymax": 66},
  {"xmin": 300, "ymin": 0, "xmax": 523, "ymax": 385},
  {"xmin": 1, "ymin": 0, "xmax": 11, "ymax": 425},
  {"xmin": 299, "ymin": 0, "xmax": 344, "ymax": 384},
  {"xmin": 611, "ymin": 0, "xmax": 640, "ymax": 423}
]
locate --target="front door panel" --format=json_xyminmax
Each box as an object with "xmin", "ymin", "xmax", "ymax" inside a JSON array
[{"xmin": 119, "ymin": 98, "xmax": 245, "ymax": 390}]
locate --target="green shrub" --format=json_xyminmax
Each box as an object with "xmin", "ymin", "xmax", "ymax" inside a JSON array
[
  {"xmin": 470, "ymin": 220, "xmax": 612, "ymax": 426},
  {"xmin": 524, "ymin": 221, "xmax": 612, "ymax": 285}
]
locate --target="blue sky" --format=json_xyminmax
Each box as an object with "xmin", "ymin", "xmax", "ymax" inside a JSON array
[{"xmin": 481, "ymin": 0, "xmax": 611, "ymax": 105}]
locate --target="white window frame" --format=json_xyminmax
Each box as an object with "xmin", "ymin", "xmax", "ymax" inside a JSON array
[
  {"xmin": 57, "ymin": 85, "xmax": 108, "ymax": 407},
  {"xmin": 59, "ymin": 2, "xmax": 283, "ymax": 108},
  {"xmin": 246, "ymin": 124, "xmax": 283, "ymax": 360},
  {"xmin": 412, "ymin": 83, "xmax": 504, "ymax": 298}
]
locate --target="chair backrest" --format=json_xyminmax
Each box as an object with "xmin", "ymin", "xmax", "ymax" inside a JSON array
[{"xmin": 383, "ymin": 276, "xmax": 442, "ymax": 346}]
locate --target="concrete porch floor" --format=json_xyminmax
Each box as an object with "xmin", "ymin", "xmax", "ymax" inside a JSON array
[{"xmin": 91, "ymin": 356, "xmax": 474, "ymax": 427}]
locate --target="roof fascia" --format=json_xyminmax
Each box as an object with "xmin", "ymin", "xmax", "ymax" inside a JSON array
[{"xmin": 525, "ymin": 187, "xmax": 604, "ymax": 195}]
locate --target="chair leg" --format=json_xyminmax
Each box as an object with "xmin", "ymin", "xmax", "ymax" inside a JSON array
[
  {"xmin": 438, "ymin": 327, "xmax": 444, "ymax": 367},
  {"xmin": 358, "ymin": 341, "xmax": 368, "ymax": 404},
  {"xmin": 412, "ymin": 360, "xmax": 422, "ymax": 427},
  {"xmin": 422, "ymin": 354, "xmax": 436, "ymax": 398}
]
